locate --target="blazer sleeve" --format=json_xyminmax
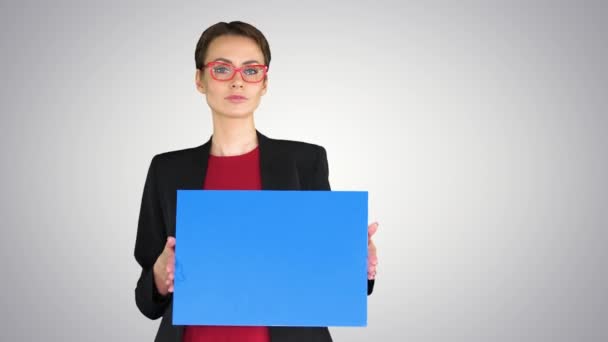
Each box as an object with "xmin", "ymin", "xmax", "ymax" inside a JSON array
[
  {"xmin": 310, "ymin": 146, "xmax": 375, "ymax": 296},
  {"xmin": 134, "ymin": 155, "xmax": 172, "ymax": 320}
]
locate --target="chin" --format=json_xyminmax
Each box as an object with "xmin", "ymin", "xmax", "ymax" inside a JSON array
[{"xmin": 218, "ymin": 108, "xmax": 254, "ymax": 119}]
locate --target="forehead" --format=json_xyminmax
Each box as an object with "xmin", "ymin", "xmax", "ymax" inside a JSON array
[{"xmin": 206, "ymin": 35, "xmax": 264, "ymax": 65}]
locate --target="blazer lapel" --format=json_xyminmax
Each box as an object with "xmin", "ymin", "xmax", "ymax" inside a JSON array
[
  {"xmin": 179, "ymin": 138, "xmax": 211, "ymax": 190},
  {"xmin": 258, "ymin": 131, "xmax": 275, "ymax": 190},
  {"xmin": 258, "ymin": 131, "xmax": 301, "ymax": 190}
]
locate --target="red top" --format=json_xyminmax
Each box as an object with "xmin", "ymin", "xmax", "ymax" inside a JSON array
[{"xmin": 182, "ymin": 145, "xmax": 270, "ymax": 342}]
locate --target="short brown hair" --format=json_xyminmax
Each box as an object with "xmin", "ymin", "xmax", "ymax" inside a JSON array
[{"xmin": 194, "ymin": 21, "xmax": 271, "ymax": 70}]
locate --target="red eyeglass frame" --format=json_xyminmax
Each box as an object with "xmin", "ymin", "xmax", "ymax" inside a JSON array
[{"xmin": 202, "ymin": 61, "xmax": 269, "ymax": 83}]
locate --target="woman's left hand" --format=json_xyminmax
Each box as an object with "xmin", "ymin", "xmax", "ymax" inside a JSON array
[{"xmin": 368, "ymin": 222, "xmax": 379, "ymax": 280}]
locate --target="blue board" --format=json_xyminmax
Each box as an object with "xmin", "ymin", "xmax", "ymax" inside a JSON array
[{"xmin": 173, "ymin": 190, "xmax": 368, "ymax": 327}]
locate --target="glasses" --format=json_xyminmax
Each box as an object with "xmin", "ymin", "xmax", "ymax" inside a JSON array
[{"xmin": 202, "ymin": 61, "xmax": 268, "ymax": 83}]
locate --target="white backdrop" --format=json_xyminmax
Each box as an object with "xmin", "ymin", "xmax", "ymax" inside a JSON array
[{"xmin": 1, "ymin": 1, "xmax": 606, "ymax": 341}]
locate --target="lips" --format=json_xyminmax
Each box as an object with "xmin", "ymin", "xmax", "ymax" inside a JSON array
[{"xmin": 225, "ymin": 95, "xmax": 247, "ymax": 100}]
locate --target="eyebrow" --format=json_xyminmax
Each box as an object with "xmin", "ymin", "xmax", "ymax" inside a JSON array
[{"xmin": 212, "ymin": 57, "xmax": 262, "ymax": 65}]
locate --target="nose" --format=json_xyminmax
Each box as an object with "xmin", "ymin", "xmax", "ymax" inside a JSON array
[{"xmin": 230, "ymin": 70, "xmax": 244, "ymax": 88}]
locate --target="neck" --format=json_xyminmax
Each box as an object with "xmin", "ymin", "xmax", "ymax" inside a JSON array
[{"xmin": 210, "ymin": 112, "xmax": 258, "ymax": 156}]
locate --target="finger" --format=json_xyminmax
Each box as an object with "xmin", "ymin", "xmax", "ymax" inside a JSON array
[
  {"xmin": 167, "ymin": 248, "xmax": 175, "ymax": 259},
  {"xmin": 368, "ymin": 222, "xmax": 379, "ymax": 238},
  {"xmin": 166, "ymin": 236, "xmax": 176, "ymax": 250},
  {"xmin": 168, "ymin": 284, "xmax": 174, "ymax": 293},
  {"xmin": 166, "ymin": 256, "xmax": 174, "ymax": 273},
  {"xmin": 368, "ymin": 254, "xmax": 378, "ymax": 266},
  {"xmin": 368, "ymin": 240, "xmax": 377, "ymax": 256},
  {"xmin": 368, "ymin": 242, "xmax": 378, "ymax": 266},
  {"xmin": 166, "ymin": 254, "xmax": 175, "ymax": 271},
  {"xmin": 370, "ymin": 255, "xmax": 378, "ymax": 266}
]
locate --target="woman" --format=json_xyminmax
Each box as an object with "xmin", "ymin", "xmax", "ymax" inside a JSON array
[{"xmin": 134, "ymin": 21, "xmax": 379, "ymax": 342}]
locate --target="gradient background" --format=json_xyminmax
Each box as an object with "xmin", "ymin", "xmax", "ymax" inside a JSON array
[{"xmin": 1, "ymin": 1, "xmax": 606, "ymax": 341}]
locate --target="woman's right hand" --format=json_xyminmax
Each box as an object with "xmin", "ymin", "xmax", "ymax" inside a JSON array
[{"xmin": 153, "ymin": 237, "xmax": 176, "ymax": 296}]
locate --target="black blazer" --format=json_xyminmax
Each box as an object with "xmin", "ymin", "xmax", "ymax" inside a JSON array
[{"xmin": 134, "ymin": 131, "xmax": 375, "ymax": 342}]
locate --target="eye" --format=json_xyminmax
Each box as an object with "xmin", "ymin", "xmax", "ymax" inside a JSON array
[
  {"xmin": 243, "ymin": 66, "xmax": 262, "ymax": 75},
  {"xmin": 213, "ymin": 66, "xmax": 231, "ymax": 74}
]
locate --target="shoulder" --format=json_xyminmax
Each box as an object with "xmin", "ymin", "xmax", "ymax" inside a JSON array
[
  {"xmin": 263, "ymin": 136, "xmax": 330, "ymax": 189},
  {"xmin": 154, "ymin": 144, "xmax": 203, "ymax": 160},
  {"xmin": 148, "ymin": 144, "xmax": 206, "ymax": 171},
  {"xmin": 263, "ymin": 136, "xmax": 328, "ymax": 162}
]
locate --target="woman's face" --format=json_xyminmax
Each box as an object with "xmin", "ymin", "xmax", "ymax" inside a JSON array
[{"xmin": 196, "ymin": 35, "xmax": 268, "ymax": 119}]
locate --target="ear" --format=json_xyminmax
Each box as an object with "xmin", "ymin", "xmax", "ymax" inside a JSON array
[{"xmin": 195, "ymin": 69, "xmax": 206, "ymax": 94}]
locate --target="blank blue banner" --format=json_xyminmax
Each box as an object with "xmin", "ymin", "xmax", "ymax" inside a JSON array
[{"xmin": 173, "ymin": 190, "xmax": 368, "ymax": 327}]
